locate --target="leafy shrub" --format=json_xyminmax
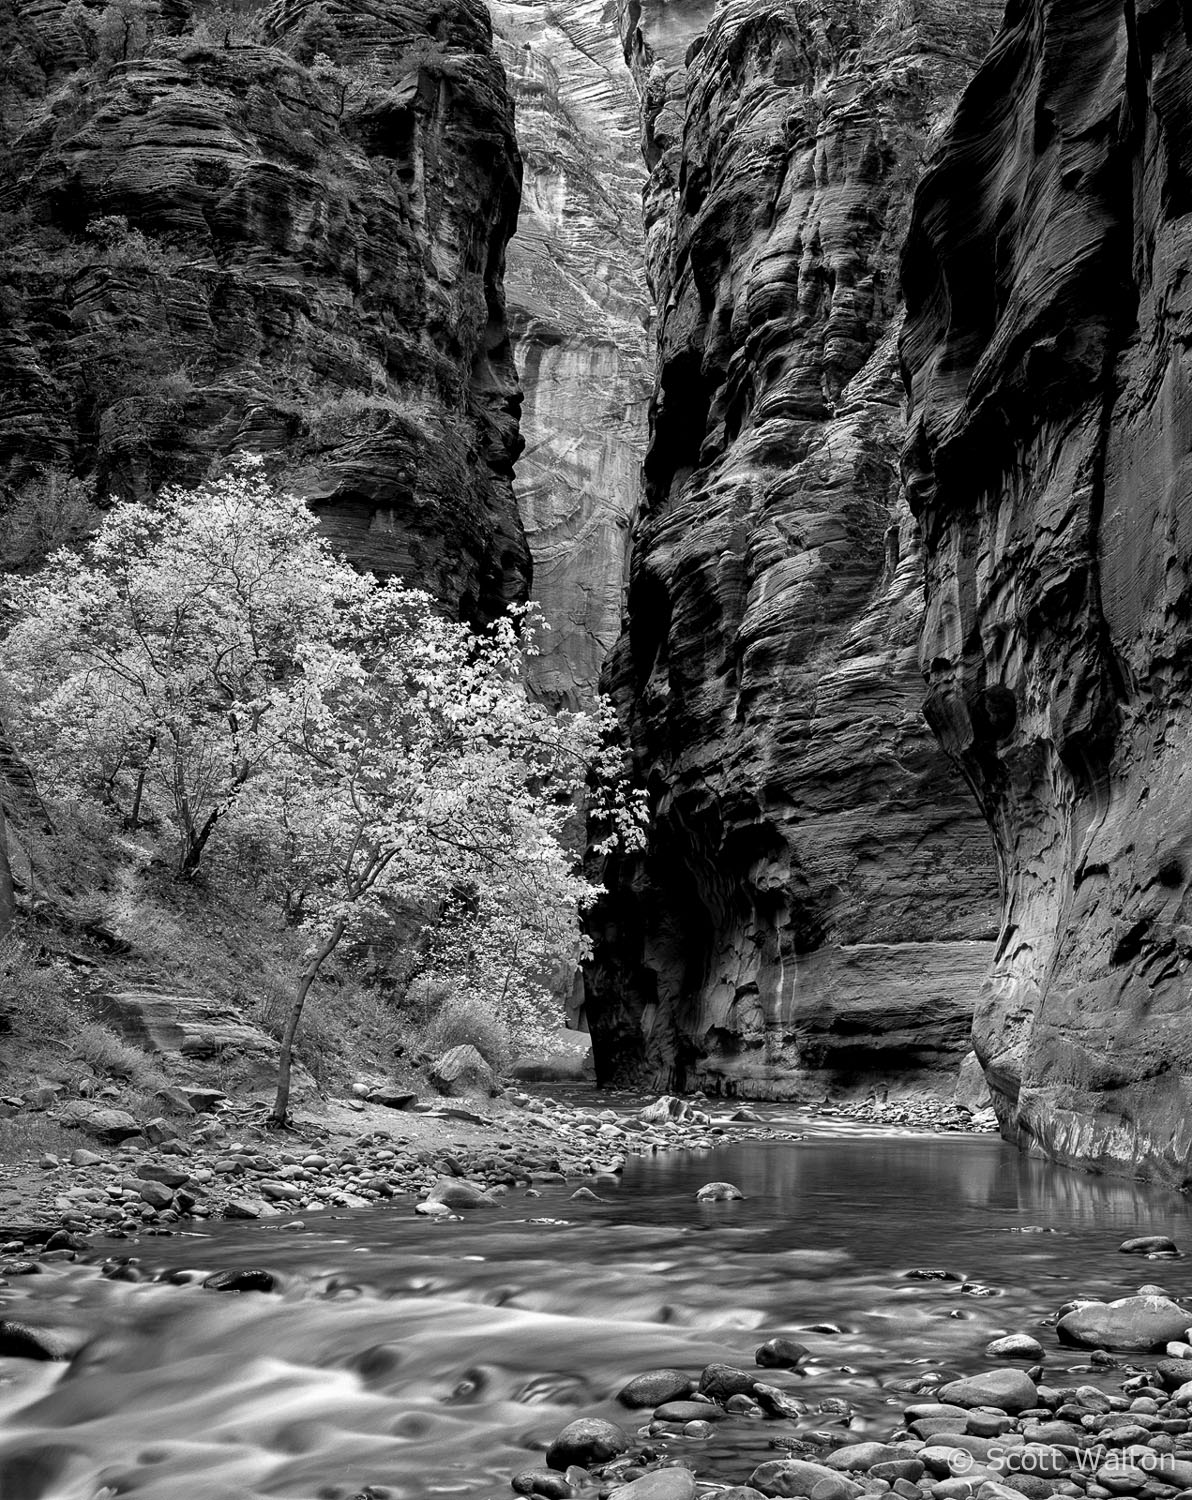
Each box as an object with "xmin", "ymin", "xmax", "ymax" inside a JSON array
[
  {"xmin": 0, "ymin": 469, "xmax": 101, "ymax": 573},
  {"xmin": 0, "ymin": 935, "xmax": 72, "ymax": 1041},
  {"xmin": 423, "ymin": 993, "xmax": 511, "ymax": 1072}
]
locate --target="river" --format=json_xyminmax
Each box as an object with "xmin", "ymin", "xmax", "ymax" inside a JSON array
[{"xmin": 1, "ymin": 1106, "xmax": 1189, "ymax": 1500}]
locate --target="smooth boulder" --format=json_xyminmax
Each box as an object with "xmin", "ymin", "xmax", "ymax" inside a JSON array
[
  {"xmin": 938, "ymin": 1369, "xmax": 1038, "ymax": 1412},
  {"xmin": 545, "ymin": 1417, "xmax": 629, "ymax": 1471},
  {"xmin": 1056, "ymin": 1295, "xmax": 1192, "ymax": 1351},
  {"xmin": 1120, "ymin": 1235, "xmax": 1179, "ymax": 1255},
  {"xmin": 617, "ymin": 1369, "xmax": 694, "ymax": 1408},
  {"xmin": 425, "ymin": 1177, "xmax": 496, "ymax": 1210},
  {"xmin": 748, "ymin": 1460, "xmax": 861, "ymax": 1499},
  {"xmin": 56, "ymin": 1103, "xmax": 141, "ymax": 1143},
  {"xmin": 607, "ymin": 1472, "xmax": 697, "ymax": 1500},
  {"xmin": 756, "ymin": 1337, "xmax": 809, "ymax": 1369},
  {"xmin": 696, "ymin": 1182, "xmax": 744, "ymax": 1202},
  {"xmin": 985, "ymin": 1334, "xmax": 1045, "ymax": 1360}
]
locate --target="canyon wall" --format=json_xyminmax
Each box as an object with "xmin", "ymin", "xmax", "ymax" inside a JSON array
[
  {"xmin": 902, "ymin": 0, "xmax": 1192, "ymax": 1185},
  {"xmin": 586, "ymin": 0, "xmax": 1005, "ymax": 1094},
  {"xmin": 0, "ymin": 0, "xmax": 527, "ymax": 622},
  {"xmin": 491, "ymin": 0, "xmax": 652, "ymax": 709}
]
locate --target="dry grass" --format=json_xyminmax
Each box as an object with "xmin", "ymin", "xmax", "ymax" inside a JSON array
[
  {"xmin": 72, "ymin": 1021, "xmax": 170, "ymax": 1093},
  {"xmin": 0, "ymin": 1114, "xmax": 83, "ymax": 1160},
  {"xmin": 0, "ymin": 935, "xmax": 73, "ymax": 1043}
]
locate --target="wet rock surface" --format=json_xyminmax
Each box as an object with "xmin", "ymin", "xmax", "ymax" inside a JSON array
[
  {"xmin": 900, "ymin": 0, "xmax": 1192, "ymax": 1186},
  {"xmin": 586, "ymin": 0, "xmax": 1002, "ymax": 1098}
]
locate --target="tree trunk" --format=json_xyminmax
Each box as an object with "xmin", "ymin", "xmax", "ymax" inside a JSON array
[
  {"xmin": 270, "ymin": 917, "xmax": 347, "ymax": 1127},
  {"xmin": 0, "ymin": 805, "xmax": 15, "ymax": 944}
]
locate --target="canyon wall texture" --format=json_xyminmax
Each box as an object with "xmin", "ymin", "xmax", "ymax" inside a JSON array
[
  {"xmin": 586, "ymin": 0, "xmax": 1005, "ymax": 1095},
  {"xmin": 492, "ymin": 0, "xmax": 652, "ymax": 709},
  {"xmin": 0, "ymin": 0, "xmax": 528, "ymax": 622},
  {"xmin": 902, "ymin": 0, "xmax": 1192, "ymax": 1185}
]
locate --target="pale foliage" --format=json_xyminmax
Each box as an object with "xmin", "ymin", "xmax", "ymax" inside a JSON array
[{"xmin": 0, "ymin": 460, "xmax": 646, "ymax": 1063}]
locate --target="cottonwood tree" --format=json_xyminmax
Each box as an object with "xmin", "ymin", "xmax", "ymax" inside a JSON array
[
  {"xmin": 0, "ymin": 457, "xmax": 350, "ymax": 875},
  {"xmin": 256, "ymin": 592, "xmax": 627, "ymax": 1125},
  {"xmin": 0, "ymin": 462, "xmax": 644, "ymax": 1124}
]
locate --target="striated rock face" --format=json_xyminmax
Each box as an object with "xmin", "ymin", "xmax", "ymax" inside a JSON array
[
  {"xmin": 902, "ymin": 0, "xmax": 1192, "ymax": 1185},
  {"xmin": 0, "ymin": 0, "xmax": 527, "ymax": 621},
  {"xmin": 586, "ymin": 0, "xmax": 1004, "ymax": 1094},
  {"xmin": 490, "ymin": 0, "xmax": 652, "ymax": 707}
]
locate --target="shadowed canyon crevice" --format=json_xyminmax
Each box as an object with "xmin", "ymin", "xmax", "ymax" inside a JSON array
[
  {"xmin": 584, "ymin": 0, "xmax": 1004, "ymax": 1098},
  {"xmin": 902, "ymin": 0, "xmax": 1192, "ymax": 1186}
]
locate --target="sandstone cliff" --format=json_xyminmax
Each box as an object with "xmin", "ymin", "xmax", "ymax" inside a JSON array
[
  {"xmin": 0, "ymin": 0, "xmax": 527, "ymax": 622},
  {"xmin": 902, "ymin": 0, "xmax": 1192, "ymax": 1184},
  {"xmin": 587, "ymin": 0, "xmax": 1004, "ymax": 1094},
  {"xmin": 491, "ymin": 0, "xmax": 652, "ymax": 708}
]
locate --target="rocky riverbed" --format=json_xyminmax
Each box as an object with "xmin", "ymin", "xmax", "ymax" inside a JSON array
[
  {"xmin": 507, "ymin": 1311, "xmax": 1192, "ymax": 1500},
  {"xmin": 0, "ymin": 1088, "xmax": 807, "ymax": 1248}
]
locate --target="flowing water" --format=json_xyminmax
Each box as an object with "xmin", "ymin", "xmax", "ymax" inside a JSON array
[{"xmin": 2, "ymin": 1106, "xmax": 1192, "ymax": 1500}]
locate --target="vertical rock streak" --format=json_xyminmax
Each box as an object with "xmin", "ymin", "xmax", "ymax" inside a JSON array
[
  {"xmin": 902, "ymin": 0, "xmax": 1192, "ymax": 1182},
  {"xmin": 588, "ymin": 0, "xmax": 1003, "ymax": 1094},
  {"xmin": 492, "ymin": 0, "xmax": 653, "ymax": 708}
]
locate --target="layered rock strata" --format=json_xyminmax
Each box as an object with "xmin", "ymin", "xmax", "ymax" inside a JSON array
[
  {"xmin": 902, "ymin": 0, "xmax": 1192, "ymax": 1184},
  {"xmin": 0, "ymin": 0, "xmax": 527, "ymax": 621},
  {"xmin": 492, "ymin": 0, "xmax": 653, "ymax": 709},
  {"xmin": 586, "ymin": 0, "xmax": 1004, "ymax": 1094}
]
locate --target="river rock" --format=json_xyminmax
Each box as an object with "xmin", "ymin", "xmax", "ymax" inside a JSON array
[
  {"xmin": 1155, "ymin": 1359, "xmax": 1192, "ymax": 1391},
  {"xmin": 1057, "ymin": 1296, "xmax": 1192, "ymax": 1351},
  {"xmin": 654, "ymin": 1400, "xmax": 726, "ymax": 1423},
  {"xmin": 938, "ymin": 1370, "xmax": 1038, "ymax": 1413},
  {"xmin": 754, "ymin": 1383, "xmax": 808, "ymax": 1420},
  {"xmin": 748, "ymin": 1460, "xmax": 862, "ymax": 1499},
  {"xmin": 826, "ymin": 1444, "xmax": 911, "ymax": 1472},
  {"xmin": 545, "ymin": 1417, "xmax": 630, "ymax": 1471},
  {"xmin": 202, "ymin": 1268, "xmax": 277, "ymax": 1294},
  {"xmin": 137, "ymin": 1162, "xmax": 191, "ymax": 1189},
  {"xmin": 221, "ymin": 1199, "xmax": 261, "ymax": 1220},
  {"xmin": 986, "ymin": 1334, "xmax": 1045, "ymax": 1360},
  {"xmin": 429, "ymin": 1046, "xmax": 496, "ymax": 1099},
  {"xmin": 699, "ymin": 1362, "xmax": 758, "ymax": 1400},
  {"xmin": 719, "ymin": 1492, "xmax": 767, "ymax": 1500},
  {"xmin": 425, "ymin": 1178, "xmax": 496, "ymax": 1210},
  {"xmin": 137, "ymin": 1180, "xmax": 174, "ymax": 1210},
  {"xmin": 1120, "ymin": 1236, "xmax": 1179, "ymax": 1256},
  {"xmin": 0, "ymin": 1318, "xmax": 86, "ymax": 1360},
  {"xmin": 695, "ymin": 1182, "xmax": 744, "ymax": 1202},
  {"xmin": 607, "ymin": 1469, "xmax": 697, "ymax": 1500},
  {"xmin": 617, "ymin": 1369, "xmax": 695, "ymax": 1408},
  {"xmin": 56, "ymin": 1103, "xmax": 141, "ymax": 1143},
  {"xmin": 512, "ymin": 1469, "xmax": 574, "ymax": 1499},
  {"xmin": 70, "ymin": 1149, "xmax": 105, "ymax": 1168},
  {"xmin": 756, "ymin": 1337, "xmax": 810, "ymax": 1369}
]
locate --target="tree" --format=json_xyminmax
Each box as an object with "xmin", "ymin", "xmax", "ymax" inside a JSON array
[
  {"xmin": 0, "ymin": 456, "xmax": 350, "ymax": 875},
  {"xmin": 0, "ymin": 462, "xmax": 645, "ymax": 1124},
  {"xmin": 255, "ymin": 591, "xmax": 618, "ymax": 1125}
]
